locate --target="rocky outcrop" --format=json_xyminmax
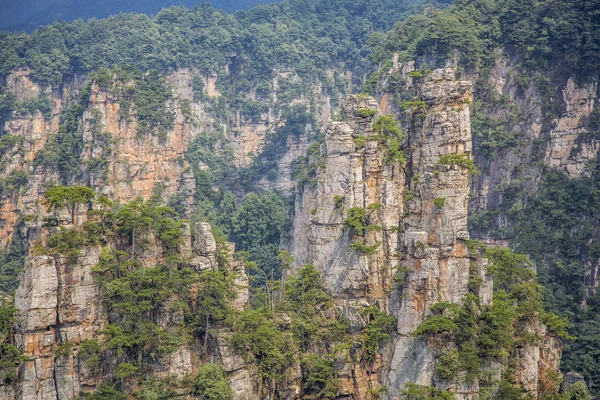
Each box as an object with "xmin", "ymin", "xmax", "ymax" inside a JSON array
[
  {"xmin": 544, "ymin": 77, "xmax": 599, "ymax": 177},
  {"xmin": 289, "ymin": 67, "xmax": 561, "ymax": 399},
  {"xmin": 385, "ymin": 68, "xmax": 477, "ymax": 398},
  {"xmin": 2, "ymin": 214, "xmax": 250, "ymax": 400}
]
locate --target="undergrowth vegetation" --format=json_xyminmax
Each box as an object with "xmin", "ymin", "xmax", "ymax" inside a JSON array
[{"xmin": 414, "ymin": 245, "xmax": 569, "ymax": 397}]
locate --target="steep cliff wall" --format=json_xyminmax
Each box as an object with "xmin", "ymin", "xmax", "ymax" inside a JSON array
[
  {"xmin": 0, "ymin": 64, "xmax": 343, "ymax": 251},
  {"xmin": 0, "ymin": 52, "xmax": 573, "ymax": 400},
  {"xmin": 1, "ymin": 209, "xmax": 251, "ymax": 400},
  {"xmin": 289, "ymin": 67, "xmax": 562, "ymax": 399}
]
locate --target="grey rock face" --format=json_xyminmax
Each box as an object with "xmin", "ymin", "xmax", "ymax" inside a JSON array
[{"xmin": 289, "ymin": 68, "xmax": 559, "ymax": 399}]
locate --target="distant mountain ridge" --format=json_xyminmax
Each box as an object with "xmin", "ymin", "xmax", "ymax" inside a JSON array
[{"xmin": 0, "ymin": 0, "xmax": 278, "ymax": 32}]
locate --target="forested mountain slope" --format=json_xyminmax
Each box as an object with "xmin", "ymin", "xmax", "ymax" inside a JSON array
[
  {"xmin": 0, "ymin": 0, "xmax": 597, "ymax": 399},
  {"xmin": 0, "ymin": 0, "xmax": 278, "ymax": 33}
]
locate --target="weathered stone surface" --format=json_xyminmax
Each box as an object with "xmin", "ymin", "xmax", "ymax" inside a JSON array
[
  {"xmin": 0, "ymin": 58, "xmax": 567, "ymax": 400},
  {"xmin": 15, "ymin": 256, "xmax": 58, "ymax": 333},
  {"xmin": 290, "ymin": 67, "xmax": 560, "ymax": 400},
  {"xmin": 544, "ymin": 77, "xmax": 599, "ymax": 177},
  {"xmin": 193, "ymin": 222, "xmax": 218, "ymax": 268}
]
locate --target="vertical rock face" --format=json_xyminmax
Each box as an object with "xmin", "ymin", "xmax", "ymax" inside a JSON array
[
  {"xmin": 11, "ymin": 247, "xmax": 106, "ymax": 400},
  {"xmin": 0, "ymin": 68, "xmax": 197, "ymax": 249},
  {"xmin": 289, "ymin": 68, "xmax": 560, "ymax": 399},
  {"xmin": 2, "ymin": 216, "xmax": 251, "ymax": 400},
  {"xmin": 0, "ymin": 61, "xmax": 568, "ymax": 399},
  {"xmin": 290, "ymin": 94, "xmax": 401, "ymax": 302},
  {"xmin": 0, "ymin": 64, "xmax": 343, "ymax": 400},
  {"xmin": 385, "ymin": 68, "xmax": 476, "ymax": 398},
  {"xmin": 543, "ymin": 77, "xmax": 599, "ymax": 177},
  {"xmin": 0, "ymin": 66, "xmax": 339, "ymax": 249},
  {"xmin": 289, "ymin": 93, "xmax": 404, "ymax": 397}
]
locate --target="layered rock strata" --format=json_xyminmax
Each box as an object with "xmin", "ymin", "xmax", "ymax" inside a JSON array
[
  {"xmin": 290, "ymin": 68, "xmax": 561, "ymax": 399},
  {"xmin": 1, "ymin": 215, "xmax": 250, "ymax": 400}
]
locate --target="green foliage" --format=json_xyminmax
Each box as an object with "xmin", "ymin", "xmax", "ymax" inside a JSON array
[
  {"xmin": 294, "ymin": 155, "xmax": 318, "ymax": 189},
  {"xmin": 471, "ymin": 102, "xmax": 520, "ymax": 157},
  {"xmin": 334, "ymin": 195, "xmax": 344, "ymax": 211},
  {"xmin": 187, "ymin": 130, "xmax": 235, "ymax": 198},
  {"xmin": 47, "ymin": 227, "xmax": 88, "ymax": 262},
  {"xmin": 0, "ymin": 221, "xmax": 28, "ymax": 294},
  {"xmin": 362, "ymin": 306, "xmax": 396, "ymax": 362},
  {"xmin": 479, "ymin": 168, "xmax": 600, "ymax": 391},
  {"xmin": 358, "ymin": 108, "xmax": 377, "ymax": 118},
  {"xmin": 54, "ymin": 341, "xmax": 73, "ymax": 359},
  {"xmin": 232, "ymin": 192, "xmax": 286, "ymax": 251},
  {"xmin": 437, "ymin": 154, "xmax": 480, "ymax": 175},
  {"xmin": 34, "ymin": 93, "xmax": 89, "ymax": 182},
  {"xmin": 413, "ymin": 314, "xmax": 457, "ymax": 337},
  {"xmin": 194, "ymin": 363, "xmax": 234, "ymax": 400},
  {"xmin": 369, "ymin": 0, "xmax": 600, "ymax": 76},
  {"xmin": 112, "ymin": 68, "xmax": 175, "ymax": 140},
  {"xmin": 44, "ymin": 198, "xmax": 190, "ymax": 377},
  {"xmin": 115, "ymin": 362, "xmax": 138, "ymax": 379},
  {"xmin": 413, "ymin": 245, "xmax": 565, "ymax": 389},
  {"xmin": 0, "ymin": 88, "xmax": 16, "ymax": 135},
  {"xmin": 0, "ymin": 169, "xmax": 30, "ymax": 199},
  {"xmin": 286, "ymin": 264, "xmax": 331, "ymax": 316},
  {"xmin": 373, "ymin": 115, "xmax": 401, "ymax": 137},
  {"xmin": 401, "ymin": 100, "xmax": 428, "ymax": 115},
  {"xmin": 112, "ymin": 198, "xmax": 184, "ymax": 254},
  {"xmin": 0, "ymin": 135, "xmax": 24, "ymax": 159},
  {"xmin": 353, "ymin": 135, "xmax": 368, "ymax": 148},
  {"xmin": 345, "ymin": 207, "xmax": 367, "ymax": 236},
  {"xmin": 137, "ymin": 378, "xmax": 178, "ymax": 400},
  {"xmin": 399, "ymin": 383, "xmax": 455, "ymax": 400},
  {"xmin": 349, "ymin": 241, "xmax": 381, "ymax": 255},
  {"xmin": 285, "ymin": 264, "xmax": 349, "ymax": 349},
  {"xmin": 567, "ymin": 381, "xmax": 592, "ymax": 400},
  {"xmin": 393, "ymin": 266, "xmax": 409, "ymax": 290},
  {"xmin": 224, "ymin": 191, "xmax": 288, "ymax": 286},
  {"xmin": 493, "ymin": 381, "xmax": 524, "ymax": 400},
  {"xmin": 78, "ymin": 339, "xmax": 101, "ymax": 374},
  {"xmin": 0, "ymin": 297, "xmax": 24, "ymax": 382},
  {"xmin": 13, "ymin": 94, "xmax": 52, "ymax": 118},
  {"xmin": 85, "ymin": 384, "xmax": 127, "ymax": 400},
  {"xmin": 436, "ymin": 350, "xmax": 460, "ymax": 380},
  {"xmin": 242, "ymin": 106, "xmax": 315, "ymax": 185},
  {"xmin": 231, "ymin": 264, "xmax": 348, "ymax": 394},
  {"xmin": 194, "ymin": 270, "xmax": 233, "ymax": 349},
  {"xmin": 371, "ymin": 115, "xmax": 405, "ymax": 164},
  {"xmin": 434, "ymin": 197, "xmax": 446, "ymax": 208},
  {"xmin": 231, "ymin": 309, "xmax": 295, "ymax": 382},
  {"xmin": 301, "ymin": 355, "xmax": 339, "ymax": 399}
]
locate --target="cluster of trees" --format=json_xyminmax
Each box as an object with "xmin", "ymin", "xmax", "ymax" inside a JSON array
[
  {"xmin": 0, "ymin": 0, "xmax": 446, "ymax": 87},
  {"xmin": 414, "ymin": 245, "xmax": 569, "ymax": 398},
  {"xmin": 365, "ymin": 0, "xmax": 600, "ymax": 394},
  {"xmin": 469, "ymin": 165, "xmax": 600, "ymax": 393},
  {"xmin": 27, "ymin": 184, "xmax": 401, "ymax": 399},
  {"xmin": 0, "ymin": 0, "xmax": 278, "ymax": 33},
  {"xmin": 368, "ymin": 0, "xmax": 600, "ymax": 78},
  {"xmin": 0, "ymin": 297, "xmax": 24, "ymax": 383}
]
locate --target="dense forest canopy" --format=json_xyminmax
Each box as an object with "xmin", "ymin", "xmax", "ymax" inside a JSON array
[
  {"xmin": 0, "ymin": 0, "xmax": 279, "ymax": 33},
  {"xmin": 0, "ymin": 0, "xmax": 451, "ymax": 87},
  {"xmin": 366, "ymin": 0, "xmax": 600, "ymax": 81}
]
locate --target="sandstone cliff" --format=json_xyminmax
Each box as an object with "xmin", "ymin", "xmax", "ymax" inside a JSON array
[
  {"xmin": 1, "ymin": 212, "xmax": 251, "ymax": 400},
  {"xmin": 0, "ymin": 62, "xmax": 569, "ymax": 400},
  {"xmin": 289, "ymin": 67, "xmax": 562, "ymax": 399}
]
